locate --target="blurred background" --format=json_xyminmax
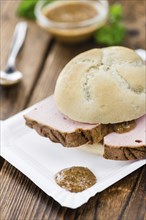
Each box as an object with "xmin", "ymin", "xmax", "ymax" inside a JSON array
[{"xmin": 1, "ymin": 0, "xmax": 145, "ymax": 71}]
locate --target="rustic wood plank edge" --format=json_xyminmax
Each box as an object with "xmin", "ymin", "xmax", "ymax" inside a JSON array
[
  {"xmin": 120, "ymin": 165, "xmax": 146, "ymax": 220},
  {"xmin": 23, "ymin": 38, "xmax": 55, "ymax": 109},
  {"xmin": 118, "ymin": 166, "xmax": 145, "ymax": 220}
]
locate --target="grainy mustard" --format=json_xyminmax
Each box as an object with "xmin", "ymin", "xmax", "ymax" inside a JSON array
[{"xmin": 55, "ymin": 166, "xmax": 96, "ymax": 192}]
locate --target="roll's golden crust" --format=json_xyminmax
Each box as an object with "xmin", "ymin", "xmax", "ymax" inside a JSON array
[{"xmin": 55, "ymin": 47, "xmax": 146, "ymax": 124}]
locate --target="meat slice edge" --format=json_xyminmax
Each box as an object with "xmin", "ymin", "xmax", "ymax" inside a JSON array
[
  {"xmin": 104, "ymin": 115, "xmax": 146, "ymax": 160},
  {"xmin": 24, "ymin": 95, "xmax": 109, "ymax": 147},
  {"xmin": 24, "ymin": 95, "xmax": 146, "ymax": 159}
]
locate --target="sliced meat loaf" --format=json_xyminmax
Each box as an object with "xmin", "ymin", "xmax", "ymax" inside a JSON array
[
  {"xmin": 104, "ymin": 115, "xmax": 146, "ymax": 160},
  {"xmin": 24, "ymin": 95, "xmax": 146, "ymax": 160},
  {"xmin": 24, "ymin": 95, "xmax": 109, "ymax": 147}
]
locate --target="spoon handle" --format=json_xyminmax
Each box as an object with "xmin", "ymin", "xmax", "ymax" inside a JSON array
[{"xmin": 6, "ymin": 22, "xmax": 28, "ymax": 72}]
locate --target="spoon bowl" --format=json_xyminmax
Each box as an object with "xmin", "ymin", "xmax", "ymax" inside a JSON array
[
  {"xmin": 0, "ymin": 22, "xmax": 27, "ymax": 86},
  {"xmin": 0, "ymin": 70, "xmax": 23, "ymax": 86}
]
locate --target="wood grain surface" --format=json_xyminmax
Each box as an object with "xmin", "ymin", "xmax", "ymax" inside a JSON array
[
  {"xmin": 0, "ymin": 0, "xmax": 146, "ymax": 220},
  {"xmin": 0, "ymin": 1, "xmax": 51, "ymax": 119}
]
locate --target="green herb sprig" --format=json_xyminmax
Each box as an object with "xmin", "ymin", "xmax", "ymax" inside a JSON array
[
  {"xmin": 17, "ymin": 0, "xmax": 53, "ymax": 20},
  {"xmin": 94, "ymin": 4, "xmax": 126, "ymax": 46},
  {"xmin": 17, "ymin": 0, "xmax": 38, "ymax": 20}
]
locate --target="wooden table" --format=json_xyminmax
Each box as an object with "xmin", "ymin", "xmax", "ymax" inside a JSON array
[{"xmin": 1, "ymin": 1, "xmax": 146, "ymax": 219}]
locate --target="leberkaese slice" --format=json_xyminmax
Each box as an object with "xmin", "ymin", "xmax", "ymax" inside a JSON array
[
  {"xmin": 104, "ymin": 115, "xmax": 146, "ymax": 160},
  {"xmin": 24, "ymin": 95, "xmax": 109, "ymax": 147},
  {"xmin": 24, "ymin": 95, "xmax": 146, "ymax": 160}
]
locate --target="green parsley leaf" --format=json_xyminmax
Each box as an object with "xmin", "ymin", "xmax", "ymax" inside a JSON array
[
  {"xmin": 110, "ymin": 3, "xmax": 123, "ymax": 22},
  {"xmin": 17, "ymin": 0, "xmax": 54, "ymax": 20},
  {"xmin": 17, "ymin": 0, "xmax": 38, "ymax": 20},
  {"xmin": 94, "ymin": 4, "xmax": 126, "ymax": 46}
]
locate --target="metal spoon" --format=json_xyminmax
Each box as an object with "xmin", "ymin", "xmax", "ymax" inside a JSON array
[{"xmin": 0, "ymin": 22, "xmax": 28, "ymax": 86}]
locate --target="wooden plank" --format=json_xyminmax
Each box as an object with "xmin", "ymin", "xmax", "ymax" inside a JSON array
[
  {"xmin": 1, "ymin": 0, "xmax": 146, "ymax": 219},
  {"xmin": 93, "ymin": 167, "xmax": 145, "ymax": 220},
  {"xmin": 121, "ymin": 165, "xmax": 146, "ymax": 220},
  {"xmin": 0, "ymin": 161, "xmax": 144, "ymax": 220},
  {"xmin": 121, "ymin": 0, "xmax": 146, "ymax": 49},
  {"xmin": 0, "ymin": 1, "xmax": 51, "ymax": 120}
]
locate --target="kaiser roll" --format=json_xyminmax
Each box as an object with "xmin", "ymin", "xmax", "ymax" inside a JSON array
[{"xmin": 54, "ymin": 46, "xmax": 146, "ymax": 124}]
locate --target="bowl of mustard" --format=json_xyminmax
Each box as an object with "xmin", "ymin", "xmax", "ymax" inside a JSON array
[{"xmin": 35, "ymin": 0, "xmax": 109, "ymax": 43}]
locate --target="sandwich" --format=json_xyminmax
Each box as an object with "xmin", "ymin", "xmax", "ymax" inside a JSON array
[{"xmin": 24, "ymin": 46, "xmax": 146, "ymax": 160}]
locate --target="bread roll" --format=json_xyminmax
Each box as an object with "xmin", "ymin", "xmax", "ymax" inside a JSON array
[{"xmin": 55, "ymin": 46, "xmax": 146, "ymax": 124}]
